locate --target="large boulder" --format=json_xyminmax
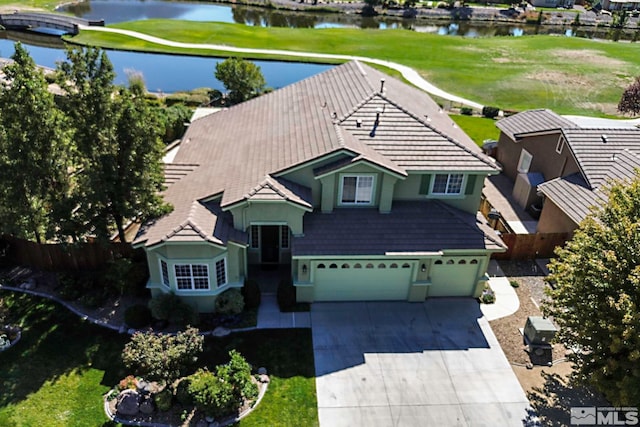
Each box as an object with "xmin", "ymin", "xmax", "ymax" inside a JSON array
[
  {"xmin": 116, "ymin": 390, "xmax": 140, "ymax": 416},
  {"xmin": 139, "ymin": 395, "xmax": 155, "ymax": 415}
]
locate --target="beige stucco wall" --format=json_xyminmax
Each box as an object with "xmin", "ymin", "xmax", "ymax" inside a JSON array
[
  {"xmin": 496, "ymin": 132, "xmax": 580, "ymax": 182},
  {"xmin": 537, "ymin": 198, "xmax": 579, "ymax": 234}
]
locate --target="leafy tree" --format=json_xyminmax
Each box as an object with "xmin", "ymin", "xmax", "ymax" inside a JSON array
[
  {"xmin": 214, "ymin": 58, "xmax": 266, "ymax": 105},
  {"xmin": 618, "ymin": 76, "xmax": 640, "ymax": 116},
  {"xmin": 0, "ymin": 43, "xmax": 72, "ymax": 242},
  {"xmin": 543, "ymin": 171, "xmax": 640, "ymax": 406},
  {"xmin": 57, "ymin": 47, "xmax": 170, "ymax": 242},
  {"xmin": 122, "ymin": 326, "xmax": 204, "ymax": 384}
]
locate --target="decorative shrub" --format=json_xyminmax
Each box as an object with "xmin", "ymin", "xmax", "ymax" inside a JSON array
[
  {"xmin": 480, "ymin": 286, "xmax": 496, "ymax": 304},
  {"xmin": 122, "ymin": 327, "xmax": 204, "ymax": 384},
  {"xmin": 175, "ymin": 378, "xmax": 193, "ymax": 406},
  {"xmin": 215, "ymin": 288, "xmax": 245, "ymax": 315},
  {"xmin": 241, "ymin": 279, "xmax": 261, "ymax": 310},
  {"xmin": 277, "ymin": 278, "xmax": 296, "ymax": 311},
  {"xmin": 510, "ymin": 280, "xmax": 520, "ymax": 288},
  {"xmin": 154, "ymin": 388, "xmax": 173, "ymax": 412},
  {"xmin": 187, "ymin": 369, "xmax": 236, "ymax": 418},
  {"xmin": 78, "ymin": 290, "xmax": 109, "ymax": 309},
  {"xmin": 187, "ymin": 350, "xmax": 257, "ymax": 418},
  {"xmin": 118, "ymin": 375, "xmax": 139, "ymax": 391},
  {"xmin": 482, "ymin": 105, "xmax": 500, "ymax": 119},
  {"xmin": 149, "ymin": 292, "xmax": 199, "ymax": 327},
  {"xmin": 460, "ymin": 106, "xmax": 473, "ymax": 116},
  {"xmin": 124, "ymin": 304, "xmax": 152, "ymax": 329}
]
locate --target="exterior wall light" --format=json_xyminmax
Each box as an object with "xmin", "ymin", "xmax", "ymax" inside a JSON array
[
  {"xmin": 302, "ymin": 264, "xmax": 308, "ymax": 274},
  {"xmin": 421, "ymin": 263, "xmax": 426, "ymax": 272}
]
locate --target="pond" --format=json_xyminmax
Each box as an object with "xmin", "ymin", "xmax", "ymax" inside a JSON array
[
  {"xmin": 0, "ymin": 35, "xmax": 332, "ymax": 93},
  {"xmin": 58, "ymin": 0, "xmax": 543, "ymax": 35}
]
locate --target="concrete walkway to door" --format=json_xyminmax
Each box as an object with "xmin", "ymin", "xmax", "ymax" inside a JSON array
[{"xmin": 312, "ymin": 300, "xmax": 537, "ymax": 427}]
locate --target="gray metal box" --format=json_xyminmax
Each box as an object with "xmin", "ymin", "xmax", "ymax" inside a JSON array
[{"xmin": 524, "ymin": 316, "xmax": 557, "ymax": 345}]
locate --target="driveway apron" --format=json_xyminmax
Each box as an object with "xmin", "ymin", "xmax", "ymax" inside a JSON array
[{"xmin": 312, "ymin": 300, "xmax": 534, "ymax": 427}]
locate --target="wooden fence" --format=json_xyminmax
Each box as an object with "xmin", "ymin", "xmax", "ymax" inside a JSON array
[
  {"xmin": 491, "ymin": 232, "xmax": 570, "ymax": 260},
  {"xmin": 0, "ymin": 235, "xmax": 142, "ymax": 271}
]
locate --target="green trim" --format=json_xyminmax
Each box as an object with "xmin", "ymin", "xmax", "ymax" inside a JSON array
[
  {"xmin": 465, "ymin": 175, "xmax": 477, "ymax": 195},
  {"xmin": 419, "ymin": 174, "xmax": 431, "ymax": 195},
  {"xmin": 222, "ymin": 198, "xmax": 313, "ymax": 213},
  {"xmin": 274, "ymin": 148, "xmax": 352, "ymax": 177},
  {"xmin": 314, "ymin": 158, "xmax": 407, "ymax": 180}
]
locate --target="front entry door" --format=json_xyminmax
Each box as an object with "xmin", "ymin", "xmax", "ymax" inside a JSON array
[{"xmin": 261, "ymin": 225, "xmax": 280, "ymax": 264}]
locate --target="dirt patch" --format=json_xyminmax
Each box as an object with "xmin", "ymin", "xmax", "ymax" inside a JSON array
[
  {"xmin": 525, "ymin": 70, "xmax": 594, "ymax": 90},
  {"xmin": 490, "ymin": 260, "xmax": 608, "ymax": 424},
  {"xmin": 550, "ymin": 49, "xmax": 627, "ymax": 68}
]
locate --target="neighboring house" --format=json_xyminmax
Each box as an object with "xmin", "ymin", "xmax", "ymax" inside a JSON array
[
  {"xmin": 600, "ymin": 0, "xmax": 640, "ymax": 10},
  {"xmin": 495, "ymin": 109, "xmax": 640, "ymax": 235},
  {"xmin": 134, "ymin": 61, "xmax": 505, "ymax": 312},
  {"xmin": 529, "ymin": 0, "xmax": 575, "ymax": 9}
]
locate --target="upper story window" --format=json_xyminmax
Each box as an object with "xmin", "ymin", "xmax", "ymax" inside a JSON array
[
  {"xmin": 432, "ymin": 174, "xmax": 464, "ymax": 195},
  {"xmin": 175, "ymin": 263, "xmax": 210, "ymax": 290},
  {"xmin": 517, "ymin": 149, "xmax": 533, "ymax": 173},
  {"xmin": 340, "ymin": 175, "xmax": 374, "ymax": 205}
]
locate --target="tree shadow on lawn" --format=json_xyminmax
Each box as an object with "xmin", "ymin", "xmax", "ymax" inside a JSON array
[
  {"xmin": 200, "ymin": 328, "xmax": 315, "ymax": 379},
  {"xmin": 0, "ymin": 293, "xmax": 128, "ymax": 408},
  {"xmin": 527, "ymin": 371, "xmax": 609, "ymax": 427}
]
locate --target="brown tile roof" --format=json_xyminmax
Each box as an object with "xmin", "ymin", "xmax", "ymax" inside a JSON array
[
  {"xmin": 135, "ymin": 61, "xmax": 498, "ymax": 247},
  {"xmin": 538, "ymin": 150, "xmax": 640, "ymax": 225},
  {"xmin": 495, "ymin": 109, "xmax": 576, "ymax": 140},
  {"xmin": 560, "ymin": 128, "xmax": 640, "ymax": 188},
  {"xmin": 292, "ymin": 201, "xmax": 506, "ymax": 256}
]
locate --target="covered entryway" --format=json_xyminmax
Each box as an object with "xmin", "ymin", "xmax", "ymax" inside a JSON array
[
  {"xmin": 313, "ymin": 260, "xmax": 413, "ymax": 301},
  {"xmin": 429, "ymin": 257, "xmax": 480, "ymax": 297}
]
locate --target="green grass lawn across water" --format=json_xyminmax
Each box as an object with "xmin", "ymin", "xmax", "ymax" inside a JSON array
[
  {"xmin": 0, "ymin": 292, "xmax": 318, "ymax": 426},
  {"xmin": 66, "ymin": 20, "xmax": 640, "ymax": 116}
]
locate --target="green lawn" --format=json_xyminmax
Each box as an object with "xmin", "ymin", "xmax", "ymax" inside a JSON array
[
  {"xmin": 0, "ymin": 1, "xmax": 61, "ymax": 10},
  {"xmin": 450, "ymin": 114, "xmax": 500, "ymax": 147},
  {"xmin": 67, "ymin": 20, "xmax": 640, "ymax": 115},
  {"xmin": 0, "ymin": 293, "xmax": 318, "ymax": 427}
]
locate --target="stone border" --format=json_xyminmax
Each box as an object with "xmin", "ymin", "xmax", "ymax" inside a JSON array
[
  {"xmin": 104, "ymin": 377, "xmax": 269, "ymax": 427},
  {"xmin": 0, "ymin": 324, "xmax": 21, "ymax": 352}
]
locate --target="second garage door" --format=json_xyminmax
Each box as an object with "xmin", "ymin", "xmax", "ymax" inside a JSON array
[
  {"xmin": 429, "ymin": 257, "xmax": 480, "ymax": 297},
  {"xmin": 313, "ymin": 261, "xmax": 413, "ymax": 301}
]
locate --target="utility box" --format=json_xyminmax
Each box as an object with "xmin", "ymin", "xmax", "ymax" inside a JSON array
[{"xmin": 524, "ymin": 316, "xmax": 557, "ymax": 345}]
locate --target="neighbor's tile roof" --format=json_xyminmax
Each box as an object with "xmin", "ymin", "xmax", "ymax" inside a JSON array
[
  {"xmin": 560, "ymin": 128, "xmax": 640, "ymax": 188},
  {"xmin": 292, "ymin": 200, "xmax": 506, "ymax": 256},
  {"xmin": 538, "ymin": 150, "xmax": 640, "ymax": 225},
  {"xmin": 495, "ymin": 109, "xmax": 576, "ymax": 140},
  {"xmin": 135, "ymin": 61, "xmax": 498, "ymax": 247}
]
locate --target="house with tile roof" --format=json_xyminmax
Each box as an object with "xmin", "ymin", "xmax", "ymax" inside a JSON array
[
  {"xmin": 133, "ymin": 61, "xmax": 505, "ymax": 312},
  {"xmin": 495, "ymin": 109, "xmax": 640, "ymax": 235}
]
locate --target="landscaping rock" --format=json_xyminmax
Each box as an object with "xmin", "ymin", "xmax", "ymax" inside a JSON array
[
  {"xmin": 212, "ymin": 326, "xmax": 230, "ymax": 337},
  {"xmin": 139, "ymin": 395, "xmax": 155, "ymax": 415},
  {"xmin": 258, "ymin": 367, "xmax": 267, "ymax": 375},
  {"xmin": 116, "ymin": 390, "xmax": 141, "ymax": 416},
  {"xmin": 20, "ymin": 278, "xmax": 36, "ymax": 290},
  {"xmin": 259, "ymin": 374, "xmax": 270, "ymax": 384}
]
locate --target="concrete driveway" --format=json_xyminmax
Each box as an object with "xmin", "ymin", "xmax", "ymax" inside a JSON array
[{"xmin": 312, "ymin": 300, "xmax": 535, "ymax": 426}]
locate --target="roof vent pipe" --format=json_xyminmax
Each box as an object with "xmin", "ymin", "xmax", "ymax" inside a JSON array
[
  {"xmin": 356, "ymin": 119, "xmax": 362, "ymax": 128},
  {"xmin": 602, "ymin": 134, "xmax": 608, "ymax": 143},
  {"xmin": 380, "ymin": 78, "xmax": 385, "ymax": 93}
]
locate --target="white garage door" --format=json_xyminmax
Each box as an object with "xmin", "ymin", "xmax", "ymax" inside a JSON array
[{"xmin": 313, "ymin": 261, "xmax": 413, "ymax": 301}]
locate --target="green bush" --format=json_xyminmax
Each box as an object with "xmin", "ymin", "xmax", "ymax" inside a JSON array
[
  {"xmin": 460, "ymin": 106, "xmax": 473, "ymax": 116},
  {"xmin": 187, "ymin": 369, "xmax": 236, "ymax": 418},
  {"xmin": 480, "ymin": 287, "xmax": 496, "ymax": 304},
  {"xmin": 510, "ymin": 280, "xmax": 520, "ymax": 288},
  {"xmin": 277, "ymin": 278, "xmax": 296, "ymax": 311},
  {"xmin": 78, "ymin": 290, "xmax": 109, "ymax": 309},
  {"xmin": 482, "ymin": 105, "xmax": 500, "ymax": 118},
  {"xmin": 175, "ymin": 378, "xmax": 193, "ymax": 405},
  {"xmin": 122, "ymin": 327, "xmax": 204, "ymax": 384},
  {"xmin": 241, "ymin": 279, "xmax": 261, "ymax": 310},
  {"xmin": 226, "ymin": 350, "xmax": 258, "ymax": 401},
  {"xmin": 215, "ymin": 288, "xmax": 245, "ymax": 315},
  {"xmin": 124, "ymin": 304, "xmax": 152, "ymax": 329},
  {"xmin": 154, "ymin": 388, "xmax": 173, "ymax": 412},
  {"xmin": 149, "ymin": 292, "xmax": 199, "ymax": 327}
]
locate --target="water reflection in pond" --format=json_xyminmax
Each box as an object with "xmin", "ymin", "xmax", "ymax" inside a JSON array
[{"xmin": 0, "ymin": 35, "xmax": 332, "ymax": 93}]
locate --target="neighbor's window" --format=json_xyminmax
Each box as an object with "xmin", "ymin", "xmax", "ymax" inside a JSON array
[
  {"xmin": 432, "ymin": 174, "xmax": 464, "ymax": 195},
  {"xmin": 250, "ymin": 225, "xmax": 260, "ymax": 249},
  {"xmin": 556, "ymin": 136, "xmax": 565, "ymax": 154},
  {"xmin": 160, "ymin": 260, "xmax": 170, "ymax": 288},
  {"xmin": 517, "ymin": 149, "xmax": 533, "ymax": 173},
  {"xmin": 175, "ymin": 264, "xmax": 209, "ymax": 290},
  {"xmin": 215, "ymin": 258, "xmax": 227, "ymax": 287},
  {"xmin": 341, "ymin": 175, "xmax": 374, "ymax": 205}
]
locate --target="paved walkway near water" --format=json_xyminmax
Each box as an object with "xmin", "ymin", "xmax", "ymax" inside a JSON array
[{"xmin": 78, "ymin": 25, "xmax": 484, "ymax": 110}]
